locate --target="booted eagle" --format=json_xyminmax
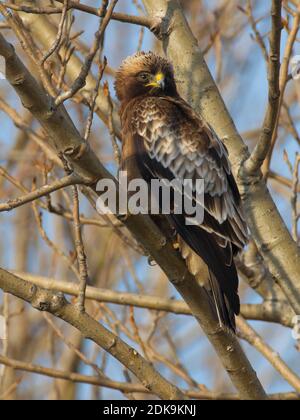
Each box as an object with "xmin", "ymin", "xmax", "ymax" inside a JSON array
[{"xmin": 115, "ymin": 52, "xmax": 248, "ymax": 331}]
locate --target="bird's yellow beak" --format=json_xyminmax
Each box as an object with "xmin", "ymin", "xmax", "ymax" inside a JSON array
[{"xmin": 146, "ymin": 72, "xmax": 165, "ymax": 89}]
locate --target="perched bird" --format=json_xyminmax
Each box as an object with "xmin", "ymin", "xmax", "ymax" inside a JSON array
[{"xmin": 115, "ymin": 52, "xmax": 248, "ymax": 332}]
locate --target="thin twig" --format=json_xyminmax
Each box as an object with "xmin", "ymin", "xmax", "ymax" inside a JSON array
[
  {"xmin": 246, "ymin": 0, "xmax": 269, "ymax": 62},
  {"xmin": 43, "ymin": 313, "xmax": 103, "ymax": 377},
  {"xmin": 0, "ymin": 3, "xmax": 57, "ymax": 96},
  {"xmin": 104, "ymin": 81, "xmax": 121, "ymax": 166},
  {"xmin": 54, "ymin": 0, "xmax": 118, "ymax": 107},
  {"xmin": 41, "ymin": 0, "xmax": 69, "ymax": 65},
  {"xmin": 84, "ymin": 58, "xmax": 107, "ymax": 141},
  {"xmin": 244, "ymin": 0, "xmax": 282, "ymax": 174},
  {"xmin": 72, "ymin": 184, "xmax": 89, "ymax": 312},
  {"xmin": 31, "ymin": 195, "xmax": 81, "ymax": 281}
]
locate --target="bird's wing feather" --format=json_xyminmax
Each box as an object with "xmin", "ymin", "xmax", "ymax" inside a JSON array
[
  {"xmin": 124, "ymin": 95, "xmax": 248, "ymax": 318},
  {"xmin": 131, "ymin": 96, "xmax": 248, "ymax": 252}
]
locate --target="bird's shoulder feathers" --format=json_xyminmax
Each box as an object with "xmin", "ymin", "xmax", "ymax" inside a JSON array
[{"xmin": 122, "ymin": 95, "xmax": 248, "ymax": 251}]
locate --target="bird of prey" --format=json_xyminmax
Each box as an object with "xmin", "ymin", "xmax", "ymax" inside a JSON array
[{"xmin": 115, "ymin": 52, "xmax": 248, "ymax": 332}]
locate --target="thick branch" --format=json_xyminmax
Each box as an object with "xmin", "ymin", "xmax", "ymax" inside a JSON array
[
  {"xmin": 0, "ymin": 33, "xmax": 107, "ymax": 183},
  {"xmin": 0, "ymin": 268, "xmax": 184, "ymax": 400}
]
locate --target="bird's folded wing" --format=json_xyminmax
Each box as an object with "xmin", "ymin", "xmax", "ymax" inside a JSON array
[{"xmin": 131, "ymin": 96, "xmax": 248, "ymax": 255}]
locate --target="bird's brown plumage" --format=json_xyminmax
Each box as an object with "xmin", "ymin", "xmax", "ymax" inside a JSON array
[{"xmin": 115, "ymin": 51, "xmax": 248, "ymax": 331}]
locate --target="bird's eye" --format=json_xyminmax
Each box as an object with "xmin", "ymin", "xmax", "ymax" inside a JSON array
[{"xmin": 137, "ymin": 72, "xmax": 150, "ymax": 82}]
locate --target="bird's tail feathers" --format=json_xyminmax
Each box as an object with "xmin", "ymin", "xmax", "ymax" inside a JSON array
[
  {"xmin": 178, "ymin": 236, "xmax": 237, "ymax": 333},
  {"xmin": 207, "ymin": 269, "xmax": 236, "ymax": 333}
]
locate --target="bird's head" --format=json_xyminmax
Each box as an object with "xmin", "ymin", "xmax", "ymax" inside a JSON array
[{"xmin": 115, "ymin": 51, "xmax": 178, "ymax": 103}]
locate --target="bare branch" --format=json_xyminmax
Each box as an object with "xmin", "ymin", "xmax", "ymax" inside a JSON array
[
  {"xmin": 1, "ymin": 0, "xmax": 153, "ymax": 29},
  {"xmin": 72, "ymin": 184, "xmax": 89, "ymax": 312},
  {"xmin": 244, "ymin": 0, "xmax": 282, "ymax": 174},
  {"xmin": 246, "ymin": 0, "xmax": 268, "ymax": 62},
  {"xmin": 40, "ymin": 0, "xmax": 69, "ymax": 65},
  {"xmin": 11, "ymin": 272, "xmax": 295, "ymax": 329},
  {"xmin": 103, "ymin": 81, "xmax": 121, "ymax": 166},
  {"xmin": 237, "ymin": 317, "xmax": 300, "ymax": 393},
  {"xmin": 263, "ymin": 6, "xmax": 300, "ymax": 174},
  {"xmin": 16, "ymin": 6, "xmax": 122, "ymax": 138},
  {"xmin": 0, "ymin": 172, "xmax": 83, "ymax": 212},
  {"xmin": 84, "ymin": 58, "xmax": 107, "ymax": 141},
  {"xmin": 54, "ymin": 0, "xmax": 118, "ymax": 107},
  {"xmin": 0, "ymin": 354, "xmax": 297, "ymax": 400},
  {"xmin": 0, "ymin": 268, "xmax": 184, "ymax": 400},
  {"xmin": 0, "ymin": 32, "xmax": 108, "ymax": 182}
]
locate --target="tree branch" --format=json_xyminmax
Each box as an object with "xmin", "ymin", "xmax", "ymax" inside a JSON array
[
  {"xmin": 263, "ymin": 6, "xmax": 300, "ymax": 174},
  {"xmin": 244, "ymin": 0, "xmax": 282, "ymax": 174},
  {"xmin": 53, "ymin": 0, "xmax": 118, "ymax": 108},
  {"xmin": 0, "ymin": 355, "xmax": 150, "ymax": 396},
  {"xmin": 1, "ymin": 1, "xmax": 153, "ymax": 29},
  {"xmin": 0, "ymin": 268, "xmax": 184, "ymax": 400},
  {"xmin": 16, "ymin": 3, "xmax": 122, "ymax": 138},
  {"xmin": 0, "ymin": 172, "xmax": 84, "ymax": 212},
  {"xmin": 11, "ymin": 271, "xmax": 294, "ymax": 328},
  {"xmin": 0, "ymin": 32, "xmax": 108, "ymax": 183},
  {"xmin": 0, "ymin": 355, "xmax": 297, "ymax": 400}
]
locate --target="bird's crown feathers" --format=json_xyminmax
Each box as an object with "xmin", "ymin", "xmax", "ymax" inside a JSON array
[{"xmin": 116, "ymin": 51, "xmax": 173, "ymax": 77}]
